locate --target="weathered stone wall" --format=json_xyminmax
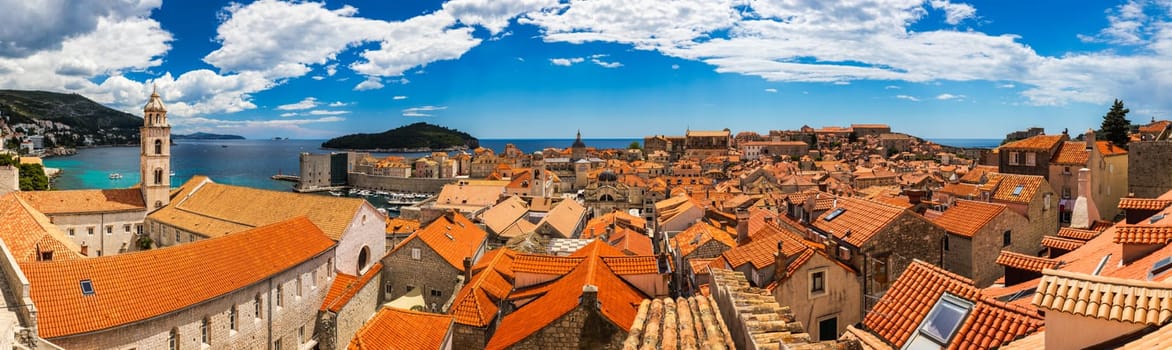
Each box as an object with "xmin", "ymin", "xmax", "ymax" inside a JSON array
[
  {"xmin": 0, "ymin": 165, "xmax": 17, "ymax": 196},
  {"xmin": 507, "ymin": 304, "xmax": 626, "ymax": 350},
  {"xmin": 973, "ymin": 210, "xmax": 1033, "ymax": 287},
  {"xmin": 682, "ymin": 240, "xmax": 732, "ymax": 261},
  {"xmin": 348, "ymin": 173, "xmax": 455, "ymax": 194},
  {"xmin": 320, "ymin": 272, "xmax": 381, "ymax": 350},
  {"xmin": 943, "ymin": 234, "xmax": 974, "ymax": 283},
  {"xmin": 859, "ymin": 213, "xmax": 945, "ymax": 298},
  {"xmin": 379, "ymin": 238, "xmax": 461, "ymax": 310},
  {"xmin": 51, "ymin": 210, "xmax": 146, "ymax": 256},
  {"xmin": 773, "ymin": 253, "xmax": 861, "ymax": 342},
  {"xmin": 48, "ymin": 249, "xmax": 333, "ymax": 350},
  {"xmin": 1129, "ymin": 141, "xmax": 1172, "ymax": 198},
  {"xmin": 452, "ymin": 323, "xmax": 488, "ymax": 350},
  {"xmin": 299, "ymin": 153, "xmax": 333, "ymax": 190}
]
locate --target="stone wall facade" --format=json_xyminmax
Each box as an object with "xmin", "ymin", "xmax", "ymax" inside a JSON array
[
  {"xmin": 773, "ymin": 253, "xmax": 861, "ymax": 342},
  {"xmin": 334, "ymin": 203, "xmax": 387, "ymax": 276},
  {"xmin": 681, "ymin": 240, "xmax": 732, "ymax": 262},
  {"xmin": 0, "ymin": 165, "xmax": 17, "ymax": 196},
  {"xmin": 506, "ymin": 299, "xmax": 626, "ymax": 350},
  {"xmin": 379, "ymin": 238, "xmax": 462, "ymax": 311},
  {"xmin": 317, "ymin": 272, "xmax": 381, "ymax": 350},
  {"xmin": 452, "ymin": 323, "xmax": 489, "ymax": 350},
  {"xmin": 1129, "ymin": 141, "xmax": 1172, "ymax": 198},
  {"xmin": 47, "ymin": 249, "xmax": 333, "ymax": 350},
  {"xmin": 851, "ymin": 213, "xmax": 945, "ymax": 306},
  {"xmin": 942, "ymin": 209, "xmax": 1030, "ymax": 287},
  {"xmin": 348, "ymin": 173, "xmax": 456, "ymax": 194},
  {"xmin": 51, "ymin": 210, "xmax": 146, "ymax": 257}
]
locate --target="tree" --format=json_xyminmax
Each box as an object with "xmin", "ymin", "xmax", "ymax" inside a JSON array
[
  {"xmin": 18, "ymin": 163, "xmax": 48, "ymax": 190},
  {"xmin": 1101, "ymin": 99, "xmax": 1131, "ymax": 149},
  {"xmin": 628, "ymin": 141, "xmax": 641, "ymax": 150}
]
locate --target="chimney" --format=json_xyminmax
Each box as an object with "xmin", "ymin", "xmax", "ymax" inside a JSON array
[
  {"xmin": 604, "ymin": 226, "xmax": 613, "ymax": 242},
  {"xmin": 580, "ymin": 284, "xmax": 599, "ymax": 308},
  {"xmin": 1085, "ymin": 128, "xmax": 1096, "ymax": 151},
  {"xmin": 906, "ymin": 190, "xmax": 924, "ymax": 205},
  {"xmin": 1070, "ymin": 168, "xmax": 1101, "ymax": 229},
  {"xmin": 736, "ymin": 209, "xmax": 750, "ymax": 245},
  {"xmin": 462, "ymin": 257, "xmax": 473, "ymax": 282}
]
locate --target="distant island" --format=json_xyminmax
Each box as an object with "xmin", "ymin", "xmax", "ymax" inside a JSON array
[
  {"xmin": 174, "ymin": 132, "xmax": 245, "ymax": 140},
  {"xmin": 322, "ymin": 122, "xmax": 479, "ymax": 152}
]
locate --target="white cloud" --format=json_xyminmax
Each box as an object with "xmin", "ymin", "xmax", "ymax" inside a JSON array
[
  {"xmin": 308, "ymin": 110, "xmax": 350, "ymax": 115},
  {"xmin": 325, "ymin": 63, "xmax": 338, "ymax": 76},
  {"xmin": 328, "ymin": 101, "xmax": 348, "ymax": 107},
  {"xmin": 764, "ymin": 88, "xmax": 778, "ymax": 93},
  {"xmin": 442, "ymin": 0, "xmax": 558, "ymax": 34},
  {"xmin": 276, "ymin": 97, "xmax": 318, "ymax": 110},
  {"xmin": 1079, "ymin": 1, "xmax": 1150, "ymax": 45},
  {"xmin": 279, "ymin": 112, "xmax": 299, "ymax": 117},
  {"xmin": 671, "ymin": 64, "xmax": 680, "ymax": 70},
  {"xmin": 393, "ymin": 95, "xmax": 408, "ymax": 100},
  {"xmin": 0, "ymin": 0, "xmax": 159, "ymax": 58},
  {"xmin": 936, "ymin": 93, "xmax": 965, "ymax": 100},
  {"xmin": 550, "ymin": 57, "xmax": 585, "ymax": 66},
  {"xmin": 350, "ymin": 11, "xmax": 482, "ymax": 77},
  {"xmin": 402, "ymin": 105, "xmax": 447, "ymax": 117},
  {"xmin": 895, "ymin": 94, "xmax": 920, "ymax": 101},
  {"xmin": 998, "ymin": 83, "xmax": 1016, "ymax": 88},
  {"xmin": 591, "ymin": 57, "xmax": 623, "ymax": 68},
  {"xmin": 885, "ymin": 85, "xmax": 901, "ymax": 89},
  {"xmin": 354, "ymin": 77, "xmax": 384, "ymax": 91},
  {"xmin": 929, "ymin": 0, "xmax": 978, "ymax": 25}
]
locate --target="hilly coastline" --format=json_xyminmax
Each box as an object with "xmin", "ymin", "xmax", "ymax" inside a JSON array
[
  {"xmin": 322, "ymin": 122, "xmax": 479, "ymax": 152},
  {"xmin": 0, "ymin": 90, "xmax": 141, "ymax": 147}
]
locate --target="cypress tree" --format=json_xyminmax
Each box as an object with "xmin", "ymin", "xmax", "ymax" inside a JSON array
[{"xmin": 1100, "ymin": 99, "xmax": 1131, "ymax": 149}]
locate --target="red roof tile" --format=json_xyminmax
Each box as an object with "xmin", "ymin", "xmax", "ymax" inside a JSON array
[
  {"xmin": 1056, "ymin": 227, "xmax": 1100, "ymax": 241},
  {"xmin": 1051, "ymin": 141, "xmax": 1089, "ymax": 165},
  {"xmin": 511, "ymin": 255, "xmax": 583, "ymax": 275},
  {"xmin": 1033, "ymin": 269, "xmax": 1172, "ymax": 325},
  {"xmin": 1119, "ymin": 198, "xmax": 1172, "ymax": 211},
  {"xmin": 449, "ymin": 248, "xmax": 516, "ymax": 327},
  {"xmin": 996, "ymin": 251, "xmax": 1061, "ymax": 273},
  {"xmin": 601, "ymin": 256, "xmax": 659, "ymax": 275},
  {"xmin": 812, "ymin": 196, "xmax": 905, "ymax": 247},
  {"xmin": 1040, "ymin": 235, "xmax": 1086, "ymax": 252},
  {"xmin": 322, "ymin": 263, "xmax": 383, "ymax": 313},
  {"xmin": 1097, "ymin": 140, "xmax": 1128, "ymax": 156},
  {"xmin": 932, "ymin": 200, "xmax": 1010, "ymax": 237},
  {"xmin": 17, "ymin": 188, "xmax": 145, "ymax": 214},
  {"xmin": 1114, "ymin": 225, "xmax": 1172, "ymax": 245},
  {"xmin": 24, "ymin": 217, "xmax": 334, "ymax": 338},
  {"xmin": 0, "ymin": 194, "xmax": 82, "ymax": 263},
  {"xmin": 672, "ymin": 221, "xmax": 735, "ymax": 258},
  {"xmin": 349, "ymin": 307, "xmax": 454, "ymax": 350},
  {"xmin": 951, "ymin": 298, "xmax": 1045, "ymax": 350},
  {"xmin": 990, "ymin": 174, "xmax": 1046, "ymax": 204},
  {"xmin": 999, "ymin": 134, "xmax": 1065, "ymax": 152},
  {"xmin": 390, "ymin": 212, "xmax": 487, "ymax": 269}
]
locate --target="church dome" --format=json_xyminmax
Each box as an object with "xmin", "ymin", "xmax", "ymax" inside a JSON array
[
  {"xmin": 598, "ymin": 169, "xmax": 618, "ymax": 182},
  {"xmin": 144, "ymin": 89, "xmax": 167, "ymax": 113}
]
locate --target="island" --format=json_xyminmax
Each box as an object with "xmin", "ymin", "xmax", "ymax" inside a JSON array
[
  {"xmin": 321, "ymin": 122, "xmax": 479, "ymax": 152},
  {"xmin": 173, "ymin": 132, "xmax": 245, "ymax": 140}
]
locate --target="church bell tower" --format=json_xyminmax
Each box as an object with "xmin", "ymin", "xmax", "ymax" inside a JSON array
[{"xmin": 141, "ymin": 86, "xmax": 171, "ymax": 210}]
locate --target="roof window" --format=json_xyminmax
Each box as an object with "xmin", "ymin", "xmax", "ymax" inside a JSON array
[
  {"xmin": 1149, "ymin": 256, "xmax": 1172, "ymax": 280},
  {"xmin": 824, "ymin": 208, "xmax": 847, "ymax": 222},
  {"xmin": 80, "ymin": 279, "xmax": 95, "ymax": 296},
  {"xmin": 1012, "ymin": 184, "xmax": 1025, "ymax": 196},
  {"xmin": 904, "ymin": 293, "xmax": 973, "ymax": 349},
  {"xmin": 1151, "ymin": 213, "xmax": 1166, "ymax": 224}
]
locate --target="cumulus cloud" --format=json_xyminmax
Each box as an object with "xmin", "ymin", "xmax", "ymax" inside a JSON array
[
  {"xmin": 0, "ymin": 0, "xmax": 160, "ymax": 58},
  {"xmin": 936, "ymin": 93, "xmax": 965, "ymax": 100},
  {"xmin": 591, "ymin": 57, "xmax": 623, "ymax": 68},
  {"xmin": 1079, "ymin": 0, "xmax": 1151, "ymax": 45},
  {"xmin": 279, "ymin": 112, "xmax": 298, "ymax": 117},
  {"xmin": 929, "ymin": 0, "xmax": 978, "ymax": 25},
  {"xmin": 895, "ymin": 94, "xmax": 920, "ymax": 101},
  {"xmin": 308, "ymin": 110, "xmax": 350, "ymax": 115},
  {"xmin": 550, "ymin": 57, "xmax": 584, "ymax": 66},
  {"xmin": 402, "ymin": 105, "xmax": 447, "ymax": 117},
  {"xmin": 328, "ymin": 101, "xmax": 348, "ymax": 107},
  {"xmin": 442, "ymin": 0, "xmax": 558, "ymax": 34},
  {"xmin": 276, "ymin": 97, "xmax": 318, "ymax": 110},
  {"xmin": 393, "ymin": 95, "xmax": 408, "ymax": 100},
  {"xmin": 354, "ymin": 77, "xmax": 384, "ymax": 91}
]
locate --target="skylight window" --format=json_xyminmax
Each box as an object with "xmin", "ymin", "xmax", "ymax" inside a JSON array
[
  {"xmin": 1151, "ymin": 214, "xmax": 1167, "ymax": 224},
  {"xmin": 902, "ymin": 293, "xmax": 973, "ymax": 350},
  {"xmin": 1149, "ymin": 257, "xmax": 1172, "ymax": 280},
  {"xmin": 80, "ymin": 279, "xmax": 95, "ymax": 296},
  {"xmin": 1012, "ymin": 184, "xmax": 1025, "ymax": 196},
  {"xmin": 824, "ymin": 208, "xmax": 847, "ymax": 222}
]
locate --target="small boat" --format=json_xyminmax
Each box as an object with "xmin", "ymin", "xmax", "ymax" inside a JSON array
[
  {"xmin": 221, "ymin": 145, "xmax": 228, "ymax": 148},
  {"xmin": 328, "ymin": 190, "xmax": 343, "ymax": 196},
  {"xmin": 170, "ymin": 171, "xmax": 176, "ymax": 176},
  {"xmin": 108, "ymin": 173, "xmax": 123, "ymax": 180},
  {"xmin": 386, "ymin": 206, "xmax": 401, "ymax": 212}
]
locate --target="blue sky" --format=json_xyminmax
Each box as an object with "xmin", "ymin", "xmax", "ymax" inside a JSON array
[{"xmin": 1, "ymin": 0, "xmax": 1171, "ymax": 139}]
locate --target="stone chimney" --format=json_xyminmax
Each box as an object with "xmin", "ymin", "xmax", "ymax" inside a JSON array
[
  {"xmin": 1085, "ymin": 128, "xmax": 1096, "ymax": 151},
  {"xmin": 1070, "ymin": 168, "xmax": 1101, "ymax": 229},
  {"xmin": 580, "ymin": 284, "xmax": 599, "ymax": 308},
  {"xmin": 604, "ymin": 226, "xmax": 613, "ymax": 242},
  {"xmin": 774, "ymin": 241, "xmax": 790, "ymax": 280},
  {"xmin": 735, "ymin": 209, "xmax": 750, "ymax": 245},
  {"xmin": 462, "ymin": 257, "xmax": 473, "ymax": 282}
]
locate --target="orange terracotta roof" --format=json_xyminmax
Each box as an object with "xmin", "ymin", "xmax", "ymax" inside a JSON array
[
  {"xmin": 1040, "ymin": 235, "xmax": 1086, "ymax": 252},
  {"xmin": 688, "ymin": 258, "xmax": 715, "ymax": 275},
  {"xmin": 1139, "ymin": 120, "xmax": 1172, "ymax": 134},
  {"xmin": 349, "ymin": 307, "xmax": 454, "ymax": 350},
  {"xmin": 23, "ymin": 217, "xmax": 335, "ymax": 338},
  {"xmin": 151, "ymin": 178, "xmax": 367, "ymax": 240},
  {"xmin": 449, "ymin": 248, "xmax": 517, "ymax": 327},
  {"xmin": 322, "ymin": 263, "xmax": 383, "ymax": 313},
  {"xmin": 1120, "ymin": 322, "xmax": 1172, "ymax": 349},
  {"xmin": 486, "ymin": 240, "xmax": 647, "ymax": 349},
  {"xmin": 722, "ymin": 225, "xmax": 807, "ymax": 270},
  {"xmin": 511, "ymin": 255, "xmax": 584, "ymax": 275},
  {"xmin": 960, "ymin": 165, "xmax": 998, "ymax": 184},
  {"xmin": 990, "ymin": 174, "xmax": 1046, "ymax": 204},
  {"xmin": 996, "ymin": 251, "xmax": 1061, "ymax": 273},
  {"xmin": 1119, "ymin": 198, "xmax": 1172, "ymax": 211},
  {"xmin": 812, "ymin": 196, "xmax": 905, "ymax": 247},
  {"xmin": 601, "ymin": 256, "xmax": 659, "ymax": 275},
  {"xmin": 1114, "ymin": 225, "xmax": 1172, "ymax": 245},
  {"xmin": 1056, "ymin": 227, "xmax": 1100, "ymax": 241},
  {"xmin": 999, "ymin": 134, "xmax": 1065, "ymax": 152},
  {"xmin": 1032, "ymin": 269, "xmax": 1172, "ymax": 325},
  {"xmin": 537, "ymin": 199, "xmax": 586, "ymax": 238},
  {"xmin": 385, "ymin": 217, "xmax": 419, "ymax": 235},
  {"xmin": 17, "ymin": 188, "xmax": 145, "ymax": 214},
  {"xmin": 940, "ymin": 183, "xmax": 982, "ymax": 198},
  {"xmin": 672, "ymin": 221, "xmax": 735, "ymax": 258},
  {"xmin": 1091, "ymin": 220, "xmax": 1114, "ymax": 232},
  {"xmin": 582, "ymin": 210, "xmax": 647, "ymax": 239},
  {"xmin": 622, "ymin": 296, "xmax": 734, "ymax": 349},
  {"xmin": 1051, "ymin": 141, "xmax": 1089, "ymax": 165},
  {"xmin": 479, "ymin": 196, "xmax": 528, "ymax": 234},
  {"xmin": 390, "ymin": 212, "xmax": 487, "ymax": 269},
  {"xmin": 1097, "ymin": 140, "xmax": 1128, "ymax": 156},
  {"xmin": 606, "ymin": 227, "xmax": 654, "ymax": 256},
  {"xmin": 863, "ymin": 260, "xmax": 1041, "ymax": 349},
  {"xmin": 932, "ymin": 200, "xmax": 1010, "ymax": 237},
  {"xmin": 0, "ymin": 194, "xmax": 82, "ymax": 263}
]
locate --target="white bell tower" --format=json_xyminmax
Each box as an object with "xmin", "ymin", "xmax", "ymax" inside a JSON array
[{"xmin": 140, "ymin": 86, "xmax": 171, "ymax": 210}]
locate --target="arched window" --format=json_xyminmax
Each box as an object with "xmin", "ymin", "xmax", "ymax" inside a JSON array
[
  {"xmin": 155, "ymin": 139, "xmax": 163, "ymax": 155},
  {"xmin": 254, "ymin": 293, "xmax": 262, "ymax": 319},
  {"xmin": 358, "ymin": 246, "xmax": 370, "ymax": 272},
  {"xmin": 200, "ymin": 317, "xmax": 209, "ymax": 344},
  {"xmin": 169, "ymin": 327, "xmax": 179, "ymax": 350},
  {"xmin": 154, "ymin": 168, "xmax": 163, "ymax": 184}
]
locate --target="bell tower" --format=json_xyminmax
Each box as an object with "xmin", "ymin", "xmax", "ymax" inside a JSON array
[{"xmin": 141, "ymin": 86, "xmax": 171, "ymax": 210}]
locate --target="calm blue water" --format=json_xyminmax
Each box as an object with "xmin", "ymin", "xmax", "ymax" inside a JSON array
[
  {"xmin": 926, "ymin": 138, "xmax": 1001, "ymax": 149},
  {"xmin": 45, "ymin": 138, "xmax": 640, "ymax": 191}
]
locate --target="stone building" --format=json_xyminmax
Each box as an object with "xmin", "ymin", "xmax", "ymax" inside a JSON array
[
  {"xmin": 17, "ymin": 189, "xmax": 146, "ymax": 257},
  {"xmin": 140, "ymin": 87, "xmax": 171, "ymax": 210},
  {"xmin": 997, "ymin": 133, "xmax": 1068, "ymax": 179},
  {"xmin": 1048, "ymin": 131, "xmax": 1128, "ymax": 221},
  {"xmin": 655, "ymin": 195, "xmax": 704, "ymax": 235},
  {"xmin": 984, "ymin": 173, "xmax": 1057, "ymax": 252},
  {"xmin": 709, "ymin": 268, "xmax": 860, "ymax": 349},
  {"xmin": 849, "ymin": 124, "xmax": 891, "ymax": 138},
  {"xmin": 684, "ymin": 130, "xmax": 731, "ymax": 159},
  {"xmin": 447, "ymin": 248, "xmax": 517, "ymax": 349},
  {"xmin": 932, "ymin": 199, "xmax": 1030, "ymax": 287},
  {"xmin": 146, "ymin": 176, "xmax": 385, "ymax": 277},
  {"xmin": 316, "ymin": 262, "xmax": 383, "ymax": 350},
  {"xmin": 1128, "ymin": 140, "xmax": 1172, "ymax": 198},
  {"xmin": 297, "ymin": 152, "xmax": 353, "ymax": 191},
  {"xmin": 19, "ymin": 218, "xmax": 336, "ymax": 350},
  {"xmin": 380, "ymin": 211, "xmax": 487, "ymax": 311},
  {"xmin": 0, "ymin": 165, "xmax": 17, "ymax": 196},
  {"xmin": 739, "ymin": 140, "xmax": 809, "ymax": 161}
]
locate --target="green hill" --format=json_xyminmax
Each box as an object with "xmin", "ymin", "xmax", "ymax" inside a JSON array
[
  {"xmin": 322, "ymin": 122, "xmax": 479, "ymax": 151},
  {"xmin": 0, "ymin": 90, "xmax": 142, "ymax": 146},
  {"xmin": 174, "ymin": 132, "xmax": 245, "ymax": 140}
]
